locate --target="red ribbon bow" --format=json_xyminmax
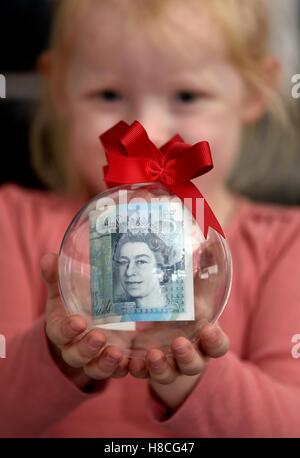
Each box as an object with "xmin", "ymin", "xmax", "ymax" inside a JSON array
[{"xmin": 100, "ymin": 120, "xmax": 224, "ymax": 239}]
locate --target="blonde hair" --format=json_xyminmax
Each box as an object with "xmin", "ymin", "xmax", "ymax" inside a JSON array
[{"xmin": 31, "ymin": 0, "xmax": 298, "ymax": 201}]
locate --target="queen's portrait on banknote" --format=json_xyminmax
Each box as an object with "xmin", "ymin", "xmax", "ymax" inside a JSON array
[
  {"xmin": 89, "ymin": 201, "xmax": 195, "ymax": 324},
  {"xmin": 112, "ymin": 231, "xmax": 181, "ymax": 321}
]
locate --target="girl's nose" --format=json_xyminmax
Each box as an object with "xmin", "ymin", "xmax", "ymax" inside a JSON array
[
  {"xmin": 131, "ymin": 106, "xmax": 173, "ymax": 148},
  {"xmin": 144, "ymin": 128, "xmax": 168, "ymax": 148}
]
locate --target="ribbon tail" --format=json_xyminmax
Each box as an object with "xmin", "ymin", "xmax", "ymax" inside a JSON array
[
  {"xmin": 203, "ymin": 200, "xmax": 225, "ymax": 239},
  {"xmin": 167, "ymin": 182, "xmax": 225, "ymax": 240}
]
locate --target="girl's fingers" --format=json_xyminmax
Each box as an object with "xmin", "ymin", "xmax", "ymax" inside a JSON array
[
  {"xmin": 172, "ymin": 337, "xmax": 207, "ymax": 376},
  {"xmin": 111, "ymin": 354, "xmax": 130, "ymax": 378},
  {"xmin": 84, "ymin": 346, "xmax": 123, "ymax": 380},
  {"xmin": 41, "ymin": 252, "xmax": 88, "ymax": 347},
  {"xmin": 197, "ymin": 323, "xmax": 230, "ymax": 358},
  {"xmin": 42, "ymin": 252, "xmax": 130, "ymax": 380},
  {"xmin": 40, "ymin": 253, "xmax": 60, "ymax": 301},
  {"xmin": 146, "ymin": 349, "xmax": 177, "ymax": 384},
  {"xmin": 61, "ymin": 330, "xmax": 107, "ymax": 368},
  {"xmin": 128, "ymin": 357, "xmax": 149, "ymax": 379},
  {"xmin": 46, "ymin": 313, "xmax": 87, "ymax": 348}
]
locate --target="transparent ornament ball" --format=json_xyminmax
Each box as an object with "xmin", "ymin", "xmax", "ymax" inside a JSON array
[{"xmin": 58, "ymin": 182, "xmax": 232, "ymax": 361}]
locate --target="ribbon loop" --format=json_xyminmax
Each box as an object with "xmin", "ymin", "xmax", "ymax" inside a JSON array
[{"xmin": 100, "ymin": 120, "xmax": 225, "ymax": 239}]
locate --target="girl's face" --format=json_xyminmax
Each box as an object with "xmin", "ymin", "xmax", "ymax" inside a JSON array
[{"xmin": 55, "ymin": 4, "xmax": 262, "ymax": 196}]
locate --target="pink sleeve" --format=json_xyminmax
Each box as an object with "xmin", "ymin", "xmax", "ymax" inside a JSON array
[
  {"xmin": 148, "ymin": 216, "xmax": 300, "ymax": 437},
  {"xmin": 0, "ymin": 317, "xmax": 107, "ymax": 438},
  {"xmin": 0, "ymin": 185, "xmax": 106, "ymax": 437}
]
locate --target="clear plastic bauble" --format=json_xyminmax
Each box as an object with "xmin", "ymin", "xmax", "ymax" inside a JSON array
[{"xmin": 58, "ymin": 182, "xmax": 232, "ymax": 361}]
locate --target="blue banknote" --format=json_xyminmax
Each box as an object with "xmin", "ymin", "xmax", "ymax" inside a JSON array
[{"xmin": 89, "ymin": 202, "xmax": 194, "ymax": 324}]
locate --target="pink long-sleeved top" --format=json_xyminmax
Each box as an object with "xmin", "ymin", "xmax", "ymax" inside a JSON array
[{"xmin": 1, "ymin": 183, "xmax": 300, "ymax": 438}]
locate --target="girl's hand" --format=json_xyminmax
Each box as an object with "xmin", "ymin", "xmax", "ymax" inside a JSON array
[
  {"xmin": 129, "ymin": 322, "xmax": 229, "ymax": 410},
  {"xmin": 41, "ymin": 253, "xmax": 129, "ymax": 390},
  {"xmin": 41, "ymin": 252, "xmax": 229, "ymax": 404},
  {"xmin": 127, "ymin": 257, "xmax": 230, "ymax": 409}
]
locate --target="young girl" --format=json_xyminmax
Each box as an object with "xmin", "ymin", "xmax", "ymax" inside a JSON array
[{"xmin": 1, "ymin": 0, "xmax": 300, "ymax": 438}]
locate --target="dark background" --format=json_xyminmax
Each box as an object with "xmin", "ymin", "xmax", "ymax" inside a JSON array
[
  {"xmin": 0, "ymin": 0, "xmax": 299, "ymax": 203},
  {"xmin": 0, "ymin": 0, "xmax": 54, "ymax": 190}
]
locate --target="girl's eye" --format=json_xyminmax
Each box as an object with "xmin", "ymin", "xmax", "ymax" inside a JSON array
[
  {"xmin": 118, "ymin": 260, "xmax": 128, "ymax": 267},
  {"xmin": 174, "ymin": 91, "xmax": 202, "ymax": 103},
  {"xmin": 95, "ymin": 89, "xmax": 123, "ymax": 102}
]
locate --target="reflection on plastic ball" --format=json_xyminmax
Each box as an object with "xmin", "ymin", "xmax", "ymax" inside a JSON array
[{"xmin": 58, "ymin": 183, "xmax": 232, "ymax": 360}]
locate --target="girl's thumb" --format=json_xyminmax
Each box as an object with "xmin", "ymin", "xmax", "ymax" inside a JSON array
[{"xmin": 40, "ymin": 253, "xmax": 60, "ymax": 300}]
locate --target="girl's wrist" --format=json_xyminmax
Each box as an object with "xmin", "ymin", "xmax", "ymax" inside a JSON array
[
  {"xmin": 149, "ymin": 372, "xmax": 203, "ymax": 411},
  {"xmin": 47, "ymin": 337, "xmax": 93, "ymax": 390}
]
